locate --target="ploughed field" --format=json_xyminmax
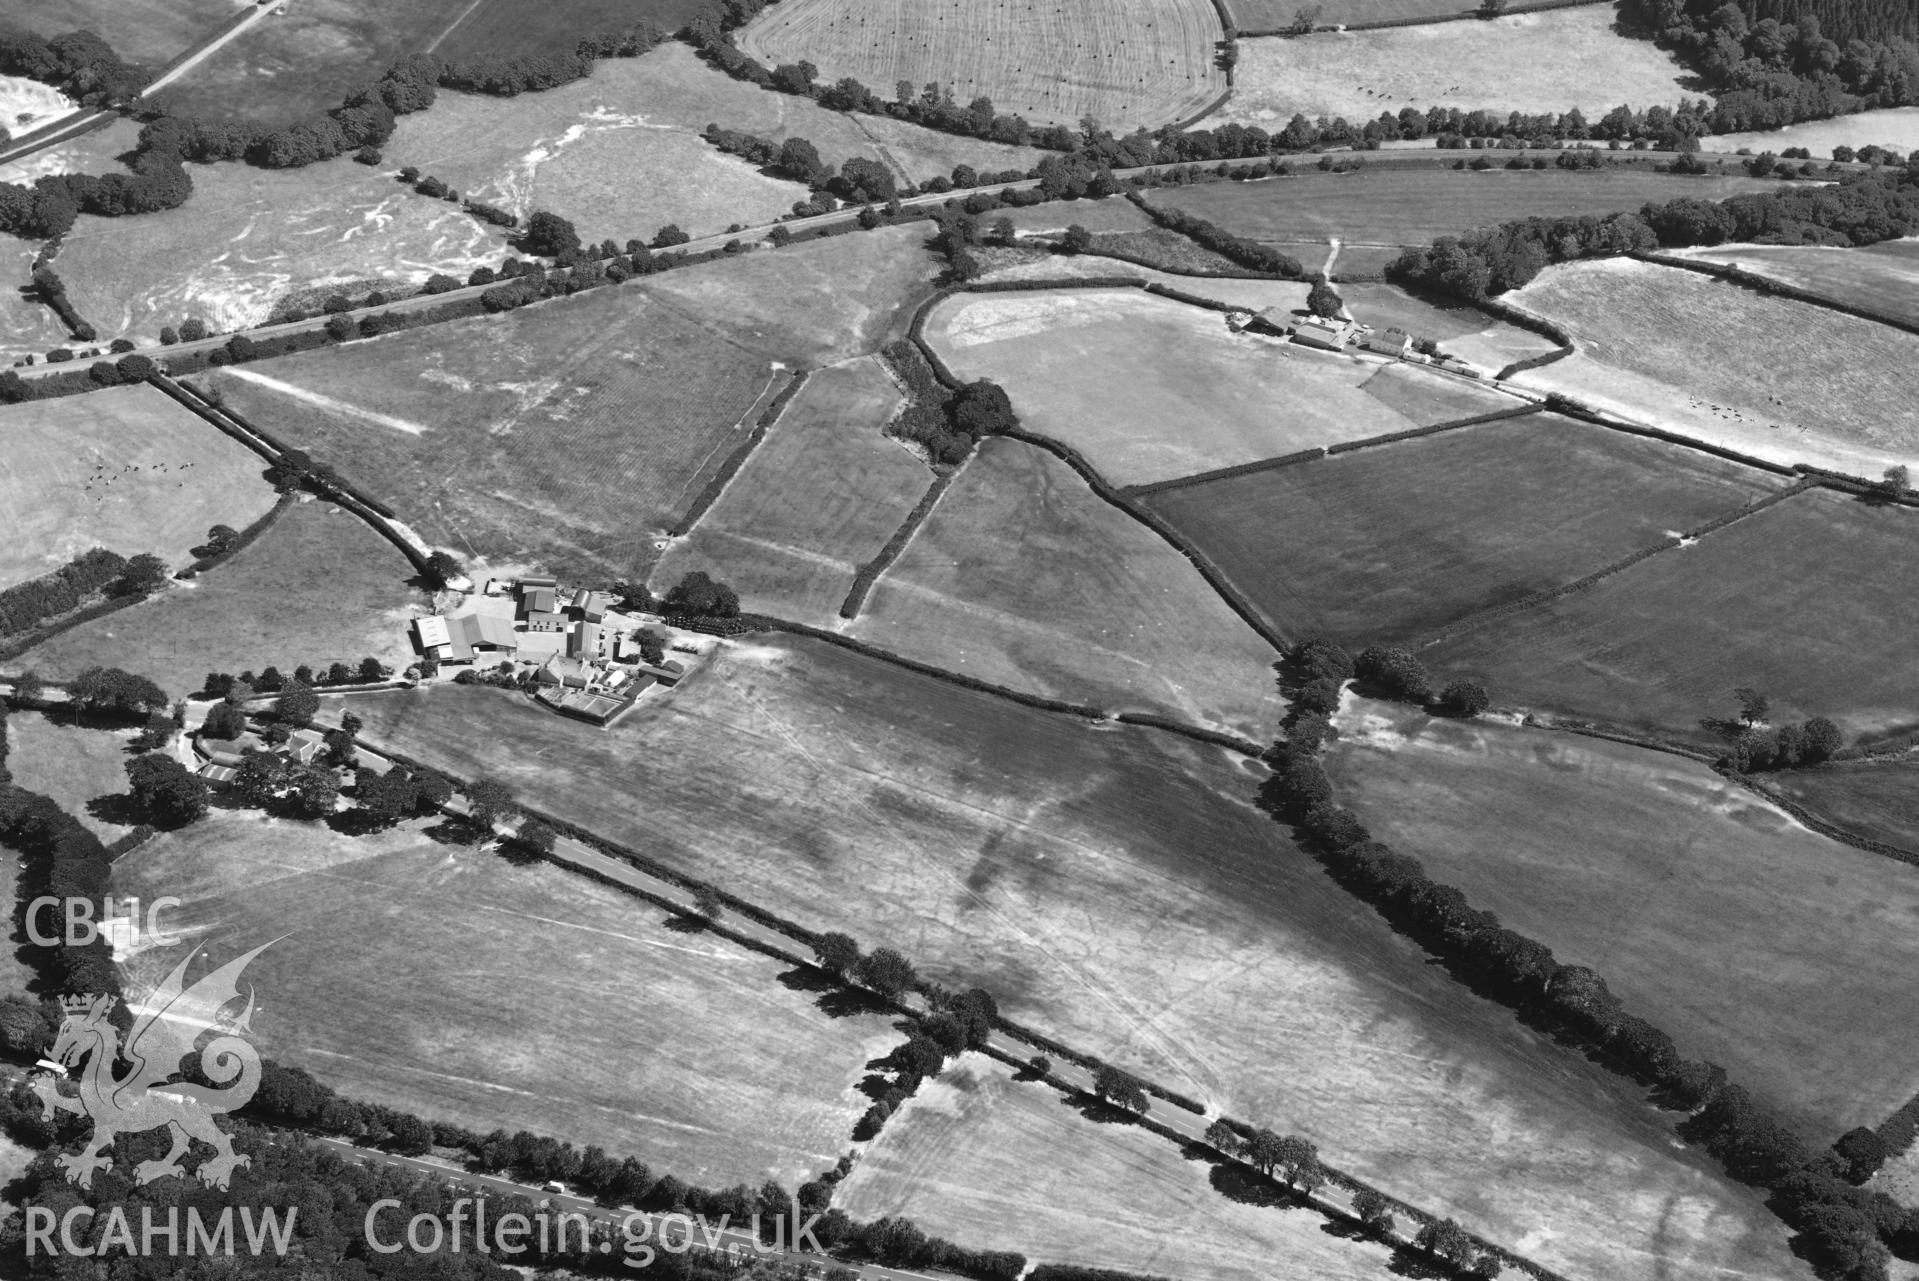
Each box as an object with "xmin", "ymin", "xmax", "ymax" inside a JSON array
[
  {"xmin": 328, "ymin": 639, "xmax": 1795, "ymax": 1281},
  {"xmin": 1329, "ymin": 698, "xmax": 1919, "ymax": 1133},
  {"xmin": 736, "ymin": 0, "xmax": 1229, "ymax": 131},
  {"xmin": 1425, "ymin": 487, "xmax": 1919, "ymax": 746},
  {"xmin": 0, "ymin": 383, "xmax": 277, "ymax": 591},
  {"xmin": 850, "ymin": 437, "xmax": 1283, "ymax": 739},
  {"xmin": 114, "ymin": 808, "xmax": 898, "ymax": 1187},
  {"xmin": 1139, "ymin": 413, "xmax": 1782, "ymax": 648}
]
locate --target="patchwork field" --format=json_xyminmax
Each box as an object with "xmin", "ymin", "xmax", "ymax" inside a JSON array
[
  {"xmin": 1712, "ymin": 106, "xmax": 1919, "ymax": 158},
  {"xmin": 385, "ymin": 44, "xmax": 1045, "ymax": 242},
  {"xmin": 2, "ymin": 712, "xmax": 139, "ymax": 845},
  {"xmin": 1339, "ymin": 281, "xmax": 1560, "ymax": 373},
  {"xmin": 838, "ymin": 1059, "xmax": 1399, "ymax": 1281},
  {"xmin": 52, "ymin": 153, "xmax": 512, "ymax": 344},
  {"xmin": 1329, "ymin": 698, "xmax": 1919, "ymax": 1132},
  {"xmin": 923, "ymin": 287, "xmax": 1486, "ymax": 485},
  {"xmin": 651, "ymin": 355, "xmax": 923, "ymax": 623},
  {"xmin": 1426, "ymin": 487, "xmax": 1919, "ymax": 745},
  {"xmin": 1767, "ymin": 762, "xmax": 1919, "ymax": 854},
  {"xmin": 1144, "ymin": 168, "xmax": 1784, "ymax": 259},
  {"xmin": 1140, "ymin": 414, "xmax": 1781, "ymax": 647},
  {"xmin": 737, "ymin": 0, "xmax": 1228, "ymax": 132},
  {"xmin": 327, "ymin": 641, "xmax": 1794, "ymax": 1281},
  {"xmin": 1507, "ymin": 258, "xmax": 1919, "ymax": 473},
  {"xmin": 851, "ymin": 437, "xmax": 1282, "ymax": 739},
  {"xmin": 0, "ymin": 383, "xmax": 277, "ymax": 590},
  {"xmin": 1221, "ymin": 9, "xmax": 1691, "ymax": 126},
  {"xmin": 205, "ymin": 289, "xmax": 783, "ymax": 582},
  {"xmin": 115, "ymin": 807, "xmax": 897, "ymax": 1186},
  {"xmin": 1679, "ymin": 242, "xmax": 1919, "ymax": 329},
  {"xmin": 431, "ymin": 0, "xmax": 717, "ymax": 60},
  {"xmin": 140, "ymin": 0, "xmax": 476, "ymax": 126},
  {"xmin": 23, "ymin": 496, "xmax": 423, "ymax": 696}
]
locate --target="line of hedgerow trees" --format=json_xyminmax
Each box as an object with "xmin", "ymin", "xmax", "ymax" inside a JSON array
[{"xmin": 1266, "ymin": 636, "xmax": 1910, "ymax": 1281}]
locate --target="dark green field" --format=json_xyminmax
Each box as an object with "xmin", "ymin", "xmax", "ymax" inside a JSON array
[
  {"xmin": 1141, "ymin": 414, "xmax": 1781, "ymax": 647},
  {"xmin": 432, "ymin": 0, "xmax": 716, "ymax": 60},
  {"xmin": 1426, "ymin": 487, "xmax": 1919, "ymax": 745},
  {"xmin": 1768, "ymin": 763, "xmax": 1919, "ymax": 853}
]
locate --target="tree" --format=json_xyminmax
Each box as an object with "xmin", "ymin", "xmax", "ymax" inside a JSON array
[
  {"xmin": 201, "ymin": 700, "xmax": 247, "ymax": 741},
  {"xmin": 464, "ymin": 778, "xmax": 514, "ymax": 833},
  {"xmin": 1204, "ymin": 1119, "xmax": 1243, "ymax": 1155},
  {"xmin": 1352, "ymin": 1187, "xmax": 1395, "ymax": 1236},
  {"xmin": 1733, "ymin": 686, "xmax": 1770, "ymax": 726},
  {"xmin": 1091, "ymin": 1063, "xmax": 1148, "ymax": 1114},
  {"xmin": 424, "ymin": 550, "xmax": 465, "ymax": 588},
  {"xmin": 1479, "ymin": 0, "xmax": 1509, "ymax": 13},
  {"xmin": 1060, "ymin": 223, "xmax": 1093, "ymax": 254},
  {"xmin": 853, "ymin": 946, "xmax": 916, "ymax": 998},
  {"xmin": 1438, "ymin": 680, "xmax": 1489, "ymax": 717},
  {"xmin": 282, "ymin": 765, "xmax": 339, "ymax": 820},
  {"xmin": 111, "ymin": 553, "xmax": 170, "ymax": 598},
  {"xmin": 125, "ymin": 754, "xmax": 209, "ymax": 827},
  {"xmin": 70, "ymin": 667, "xmax": 169, "ymax": 715},
  {"xmin": 1802, "ymin": 716, "xmax": 1844, "ymax": 761},
  {"xmin": 355, "ymin": 767, "xmax": 419, "ymax": 830},
  {"xmin": 1415, "ymin": 1218, "xmax": 1476, "ymax": 1270},
  {"xmin": 663, "ymin": 570, "xmax": 739, "ymax": 618},
  {"xmin": 1306, "ymin": 279, "xmax": 1342, "ymax": 317},
  {"xmin": 652, "ymin": 224, "xmax": 690, "ymax": 248},
  {"xmin": 179, "ymin": 318, "xmax": 208, "ymax": 342},
  {"xmin": 1354, "ymin": 646, "xmax": 1431, "ymax": 703},
  {"xmin": 692, "ymin": 884, "xmax": 725, "ymax": 919},
  {"xmin": 201, "ymin": 524, "xmax": 239, "ymax": 557},
  {"xmin": 515, "ymin": 818, "xmax": 557, "ymax": 858},
  {"xmin": 522, "ymin": 210, "xmax": 582, "ymax": 259},
  {"xmin": 1873, "ymin": 464, "xmax": 1910, "ymax": 502},
  {"xmin": 358, "ymin": 656, "xmax": 389, "ymax": 682},
  {"xmin": 991, "ymin": 215, "xmax": 1016, "ymax": 246},
  {"xmin": 274, "ymin": 684, "xmax": 320, "ymax": 726},
  {"xmin": 325, "ymin": 314, "xmax": 354, "ymax": 341},
  {"xmin": 813, "ymin": 931, "xmax": 861, "ymax": 976},
  {"xmin": 1835, "ymin": 1127, "xmax": 1888, "ymax": 1184},
  {"xmin": 159, "ymin": 326, "xmax": 179, "ymax": 345}
]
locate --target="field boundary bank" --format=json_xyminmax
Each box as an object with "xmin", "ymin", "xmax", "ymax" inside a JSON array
[
  {"xmin": 669, "ymin": 368, "xmax": 811, "ymax": 538},
  {"xmin": 341, "ymin": 714, "xmax": 1564, "ymax": 1281},
  {"xmin": 904, "ymin": 280, "xmax": 1296, "ymax": 651},
  {"xmin": 1236, "ymin": 0, "xmax": 1610, "ymax": 38},
  {"xmin": 175, "ymin": 490, "xmax": 298, "ymax": 580},
  {"xmin": 1630, "ymin": 250, "xmax": 1919, "ymax": 341},
  {"xmin": 1417, "ymin": 475, "xmax": 1819, "ymax": 648},
  {"xmin": 1728, "ymin": 772, "xmax": 1919, "ymax": 868}
]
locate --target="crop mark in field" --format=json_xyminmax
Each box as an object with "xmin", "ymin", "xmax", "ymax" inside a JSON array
[{"xmin": 224, "ymin": 368, "xmax": 430, "ymax": 436}]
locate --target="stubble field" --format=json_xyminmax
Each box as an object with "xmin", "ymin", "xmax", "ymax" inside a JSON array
[
  {"xmin": 1220, "ymin": 9, "xmax": 1691, "ymax": 126},
  {"xmin": 115, "ymin": 807, "xmax": 897, "ymax": 1186},
  {"xmin": 851, "ymin": 437, "xmax": 1283, "ymax": 739},
  {"xmin": 1140, "ymin": 414, "xmax": 1780, "ymax": 646},
  {"xmin": 922, "ymin": 287, "xmax": 1479, "ymax": 484},
  {"xmin": 838, "ymin": 1059, "xmax": 1399, "ymax": 1281},
  {"xmin": 0, "ymin": 383, "xmax": 277, "ymax": 590},
  {"xmin": 326, "ymin": 641, "xmax": 1795, "ymax": 1281},
  {"xmin": 651, "ymin": 355, "xmax": 924, "ymax": 624},
  {"xmin": 1426, "ymin": 486, "xmax": 1919, "ymax": 745},
  {"xmin": 736, "ymin": 0, "xmax": 1228, "ymax": 131},
  {"xmin": 1710, "ymin": 107, "xmax": 1919, "ymax": 158},
  {"xmin": 1330, "ymin": 698, "xmax": 1919, "ymax": 1133},
  {"xmin": 24, "ymin": 496, "xmax": 423, "ymax": 695}
]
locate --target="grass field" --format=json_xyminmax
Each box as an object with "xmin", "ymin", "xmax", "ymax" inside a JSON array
[
  {"xmin": 0, "ymin": 0, "xmax": 232, "ymax": 67},
  {"xmin": 205, "ymin": 288, "xmax": 782, "ymax": 583},
  {"xmin": 850, "ymin": 437, "xmax": 1283, "ymax": 738},
  {"xmin": 838, "ymin": 1059, "xmax": 1400, "ymax": 1281},
  {"xmin": 1426, "ymin": 487, "xmax": 1919, "ymax": 744},
  {"xmin": 975, "ymin": 248, "xmax": 1318, "ymax": 312},
  {"xmin": 114, "ymin": 807, "xmax": 898, "ymax": 1186},
  {"xmin": 2, "ymin": 713, "xmax": 139, "ymax": 846},
  {"xmin": 328, "ymin": 642, "xmax": 1794, "ymax": 1281},
  {"xmin": 1002, "ymin": 200, "xmax": 1157, "ymax": 235},
  {"xmin": 386, "ymin": 43, "xmax": 1046, "ymax": 241},
  {"xmin": 1768, "ymin": 762, "xmax": 1919, "ymax": 853},
  {"xmin": 22, "ymin": 496, "xmax": 424, "ymax": 696},
  {"xmin": 737, "ymin": 0, "xmax": 1228, "ymax": 132},
  {"xmin": 1712, "ymin": 106, "xmax": 1919, "ymax": 158},
  {"xmin": 1141, "ymin": 413, "xmax": 1781, "ymax": 647},
  {"xmin": 1507, "ymin": 258, "xmax": 1919, "ymax": 470},
  {"xmin": 922, "ymin": 287, "xmax": 1472, "ymax": 484},
  {"xmin": 0, "ymin": 383, "xmax": 277, "ymax": 590},
  {"xmin": 1679, "ymin": 242, "xmax": 1919, "ymax": 329},
  {"xmin": 1221, "ymin": 9, "xmax": 1691, "ymax": 125},
  {"xmin": 1329, "ymin": 698, "xmax": 1919, "ymax": 1133},
  {"xmin": 1145, "ymin": 168, "xmax": 1784, "ymax": 258},
  {"xmin": 0, "ymin": 116, "xmax": 141, "ymax": 188},
  {"xmin": 431, "ymin": 0, "xmax": 715, "ymax": 60},
  {"xmin": 650, "ymin": 355, "xmax": 923, "ymax": 624},
  {"xmin": 53, "ymin": 151, "xmax": 512, "ymax": 344},
  {"xmin": 1339, "ymin": 281, "xmax": 1561, "ymax": 372},
  {"xmin": 1227, "ymin": 0, "xmax": 1549, "ymax": 30},
  {"xmin": 141, "ymin": 0, "xmax": 476, "ymax": 126}
]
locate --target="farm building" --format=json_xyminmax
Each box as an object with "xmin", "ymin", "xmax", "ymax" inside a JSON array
[
  {"xmin": 1249, "ymin": 307, "xmax": 1294, "ymax": 337},
  {"xmin": 284, "ymin": 728, "xmax": 327, "ymax": 765},
  {"xmin": 1293, "ymin": 317, "xmax": 1355, "ymax": 351},
  {"xmin": 537, "ymin": 654, "xmax": 591, "ymax": 689},
  {"xmin": 1360, "ymin": 327, "xmax": 1413, "ymax": 358},
  {"xmin": 569, "ymin": 621, "xmax": 603, "ymax": 660}
]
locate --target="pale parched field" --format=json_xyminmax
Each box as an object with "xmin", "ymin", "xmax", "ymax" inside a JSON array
[
  {"xmin": 385, "ymin": 43, "xmax": 1046, "ymax": 242},
  {"xmin": 2, "ymin": 713, "xmax": 140, "ymax": 846},
  {"xmin": 652, "ymin": 355, "xmax": 924, "ymax": 624},
  {"xmin": 851, "ymin": 437, "xmax": 1284, "ymax": 739},
  {"xmin": 52, "ymin": 153, "xmax": 512, "ymax": 344},
  {"xmin": 1678, "ymin": 241, "xmax": 1919, "ymax": 328},
  {"xmin": 1508, "ymin": 258, "xmax": 1919, "ymax": 472},
  {"xmin": 115, "ymin": 807, "xmax": 899, "ymax": 1187},
  {"xmin": 330, "ymin": 645, "xmax": 1795, "ymax": 1281},
  {"xmin": 839, "ymin": 1060, "xmax": 1400, "ymax": 1281},
  {"xmin": 1222, "ymin": 9, "xmax": 1692, "ymax": 126},
  {"xmin": 975, "ymin": 248, "xmax": 1317, "ymax": 313},
  {"xmin": 923, "ymin": 288, "xmax": 1457, "ymax": 484},
  {"xmin": 0, "ymin": 383, "xmax": 277, "ymax": 590},
  {"xmin": 1330, "ymin": 698, "xmax": 1919, "ymax": 1134},
  {"xmin": 737, "ymin": 0, "xmax": 1228, "ymax": 132},
  {"xmin": 1711, "ymin": 106, "xmax": 1919, "ymax": 157}
]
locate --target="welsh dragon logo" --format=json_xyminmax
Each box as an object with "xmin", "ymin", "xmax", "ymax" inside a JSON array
[{"xmin": 31, "ymin": 942, "xmax": 273, "ymax": 1190}]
